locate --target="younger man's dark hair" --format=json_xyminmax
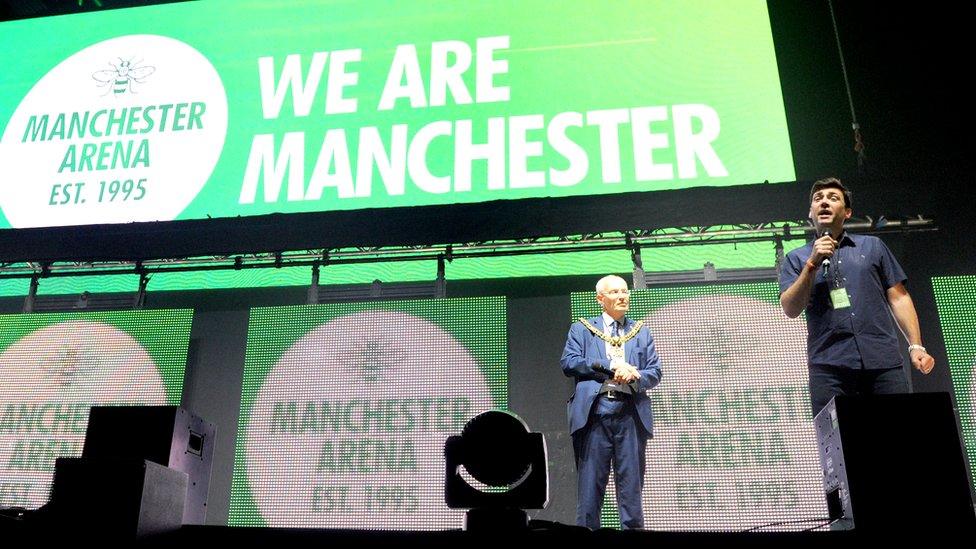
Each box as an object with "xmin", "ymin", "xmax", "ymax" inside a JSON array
[{"xmin": 810, "ymin": 177, "xmax": 853, "ymax": 209}]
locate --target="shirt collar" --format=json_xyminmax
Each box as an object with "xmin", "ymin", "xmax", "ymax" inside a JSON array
[
  {"xmin": 811, "ymin": 230, "xmax": 856, "ymax": 247},
  {"xmin": 601, "ymin": 312, "xmax": 625, "ymax": 330}
]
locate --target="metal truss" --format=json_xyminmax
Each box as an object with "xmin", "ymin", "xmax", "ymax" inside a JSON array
[{"xmin": 0, "ymin": 215, "xmax": 934, "ymax": 282}]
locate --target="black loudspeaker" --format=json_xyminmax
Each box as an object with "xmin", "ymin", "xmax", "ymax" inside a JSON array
[
  {"xmin": 82, "ymin": 406, "xmax": 216, "ymax": 525},
  {"xmin": 815, "ymin": 392, "xmax": 974, "ymax": 531},
  {"xmin": 48, "ymin": 458, "xmax": 187, "ymax": 538}
]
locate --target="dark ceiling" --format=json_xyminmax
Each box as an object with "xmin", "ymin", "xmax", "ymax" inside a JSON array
[{"xmin": 0, "ymin": 0, "xmax": 189, "ymax": 21}]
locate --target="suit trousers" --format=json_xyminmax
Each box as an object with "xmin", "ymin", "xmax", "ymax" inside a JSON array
[{"xmin": 572, "ymin": 396, "xmax": 648, "ymax": 529}]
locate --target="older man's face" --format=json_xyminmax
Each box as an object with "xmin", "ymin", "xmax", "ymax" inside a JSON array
[{"xmin": 597, "ymin": 278, "xmax": 630, "ymax": 319}]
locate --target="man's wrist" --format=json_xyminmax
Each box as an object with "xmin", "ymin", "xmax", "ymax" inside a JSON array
[
  {"xmin": 908, "ymin": 344, "xmax": 927, "ymax": 354},
  {"xmin": 804, "ymin": 260, "xmax": 818, "ymax": 272}
]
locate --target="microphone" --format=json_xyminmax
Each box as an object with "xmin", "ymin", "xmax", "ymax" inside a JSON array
[{"xmin": 820, "ymin": 230, "xmax": 831, "ymax": 278}]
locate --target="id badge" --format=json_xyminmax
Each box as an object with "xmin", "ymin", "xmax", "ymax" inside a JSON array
[{"xmin": 830, "ymin": 287, "xmax": 851, "ymax": 309}]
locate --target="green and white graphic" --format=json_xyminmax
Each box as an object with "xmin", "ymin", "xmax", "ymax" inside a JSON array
[
  {"xmin": 932, "ymin": 276, "xmax": 976, "ymax": 493},
  {"xmin": 0, "ymin": 34, "xmax": 227, "ymax": 227},
  {"xmin": 0, "ymin": 310, "xmax": 192, "ymax": 509},
  {"xmin": 0, "ymin": 0, "xmax": 793, "ymax": 229},
  {"xmin": 232, "ymin": 297, "xmax": 507, "ymax": 529},
  {"xmin": 571, "ymin": 282, "xmax": 826, "ymax": 531}
]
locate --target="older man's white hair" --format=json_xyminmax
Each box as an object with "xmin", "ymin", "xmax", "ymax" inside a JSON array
[{"xmin": 595, "ymin": 275, "xmax": 628, "ymax": 294}]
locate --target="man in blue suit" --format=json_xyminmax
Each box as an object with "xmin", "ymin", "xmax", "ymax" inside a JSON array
[{"xmin": 560, "ymin": 275, "xmax": 662, "ymax": 530}]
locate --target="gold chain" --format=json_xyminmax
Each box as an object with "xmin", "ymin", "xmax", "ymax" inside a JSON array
[{"xmin": 578, "ymin": 318, "xmax": 643, "ymax": 347}]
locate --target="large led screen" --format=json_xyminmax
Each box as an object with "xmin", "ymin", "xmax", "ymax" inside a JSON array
[
  {"xmin": 932, "ymin": 276, "xmax": 976, "ymax": 493},
  {"xmin": 231, "ymin": 297, "xmax": 507, "ymax": 529},
  {"xmin": 0, "ymin": 309, "xmax": 192, "ymax": 509},
  {"xmin": 0, "ymin": 0, "xmax": 794, "ymax": 229}
]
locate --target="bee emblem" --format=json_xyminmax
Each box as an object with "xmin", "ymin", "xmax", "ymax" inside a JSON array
[{"xmin": 92, "ymin": 57, "xmax": 156, "ymax": 96}]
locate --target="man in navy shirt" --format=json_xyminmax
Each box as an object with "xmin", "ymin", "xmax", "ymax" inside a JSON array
[{"xmin": 779, "ymin": 178, "xmax": 935, "ymax": 416}]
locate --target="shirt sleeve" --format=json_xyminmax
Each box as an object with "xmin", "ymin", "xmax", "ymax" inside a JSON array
[
  {"xmin": 779, "ymin": 250, "xmax": 803, "ymax": 294},
  {"xmin": 876, "ymin": 238, "xmax": 908, "ymax": 289}
]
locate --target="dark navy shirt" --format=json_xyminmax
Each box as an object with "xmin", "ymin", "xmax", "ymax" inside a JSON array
[{"xmin": 779, "ymin": 232, "xmax": 907, "ymax": 370}]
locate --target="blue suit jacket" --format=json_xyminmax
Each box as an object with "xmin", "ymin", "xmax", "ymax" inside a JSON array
[{"xmin": 560, "ymin": 316, "xmax": 662, "ymax": 436}]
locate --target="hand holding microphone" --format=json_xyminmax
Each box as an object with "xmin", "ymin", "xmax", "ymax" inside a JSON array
[
  {"xmin": 810, "ymin": 231, "xmax": 837, "ymax": 275},
  {"xmin": 810, "ymin": 231, "xmax": 837, "ymax": 267}
]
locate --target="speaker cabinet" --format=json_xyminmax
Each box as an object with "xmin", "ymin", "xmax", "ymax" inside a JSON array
[
  {"xmin": 49, "ymin": 458, "xmax": 187, "ymax": 538},
  {"xmin": 82, "ymin": 406, "xmax": 215, "ymax": 525},
  {"xmin": 815, "ymin": 392, "xmax": 974, "ymax": 530}
]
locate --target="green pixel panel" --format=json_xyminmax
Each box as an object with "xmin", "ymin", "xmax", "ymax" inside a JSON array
[
  {"xmin": 0, "ymin": 0, "xmax": 793, "ymax": 229},
  {"xmin": 231, "ymin": 297, "xmax": 507, "ymax": 529},
  {"xmin": 570, "ymin": 281, "xmax": 825, "ymax": 531},
  {"xmin": 0, "ymin": 309, "xmax": 192, "ymax": 509},
  {"xmin": 932, "ymin": 276, "xmax": 976, "ymax": 493}
]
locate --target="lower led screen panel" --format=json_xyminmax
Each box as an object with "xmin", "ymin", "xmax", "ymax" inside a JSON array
[
  {"xmin": 570, "ymin": 281, "xmax": 826, "ymax": 531},
  {"xmin": 230, "ymin": 297, "xmax": 507, "ymax": 529},
  {"xmin": 932, "ymin": 276, "xmax": 976, "ymax": 493},
  {"xmin": 0, "ymin": 309, "xmax": 192, "ymax": 509}
]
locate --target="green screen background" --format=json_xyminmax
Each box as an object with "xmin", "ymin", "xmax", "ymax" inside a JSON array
[
  {"xmin": 932, "ymin": 276, "xmax": 976, "ymax": 493},
  {"xmin": 230, "ymin": 297, "xmax": 507, "ymax": 529},
  {"xmin": 0, "ymin": 309, "xmax": 192, "ymax": 509},
  {"xmin": 0, "ymin": 0, "xmax": 794, "ymax": 228}
]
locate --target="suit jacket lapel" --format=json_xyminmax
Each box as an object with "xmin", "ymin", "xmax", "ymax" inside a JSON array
[
  {"xmin": 593, "ymin": 316, "xmax": 608, "ymax": 361},
  {"xmin": 622, "ymin": 317, "xmax": 636, "ymax": 363}
]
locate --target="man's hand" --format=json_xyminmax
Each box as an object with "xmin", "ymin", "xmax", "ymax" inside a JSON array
[
  {"xmin": 612, "ymin": 362, "xmax": 641, "ymax": 384},
  {"xmin": 809, "ymin": 234, "xmax": 837, "ymax": 266},
  {"xmin": 911, "ymin": 348, "xmax": 935, "ymax": 374}
]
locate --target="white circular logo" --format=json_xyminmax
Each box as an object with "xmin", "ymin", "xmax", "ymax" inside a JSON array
[
  {"xmin": 0, "ymin": 34, "xmax": 227, "ymax": 228},
  {"xmin": 0, "ymin": 320, "xmax": 166, "ymax": 509},
  {"xmin": 245, "ymin": 311, "xmax": 493, "ymax": 529}
]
